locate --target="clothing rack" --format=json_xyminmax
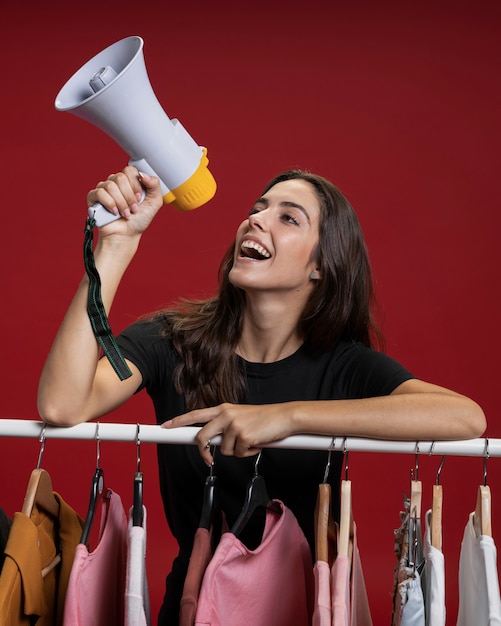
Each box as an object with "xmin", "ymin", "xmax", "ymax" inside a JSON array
[{"xmin": 0, "ymin": 418, "xmax": 498, "ymax": 458}]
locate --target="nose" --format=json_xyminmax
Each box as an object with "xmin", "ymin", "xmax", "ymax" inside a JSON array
[{"xmin": 248, "ymin": 209, "xmax": 269, "ymax": 231}]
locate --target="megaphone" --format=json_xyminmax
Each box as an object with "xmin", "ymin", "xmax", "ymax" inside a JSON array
[{"xmin": 55, "ymin": 35, "xmax": 216, "ymax": 227}]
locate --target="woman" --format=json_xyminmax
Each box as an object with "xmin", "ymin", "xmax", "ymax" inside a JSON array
[{"xmin": 38, "ymin": 166, "xmax": 485, "ymax": 623}]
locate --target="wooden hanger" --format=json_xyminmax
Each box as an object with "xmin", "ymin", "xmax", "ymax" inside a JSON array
[
  {"xmin": 473, "ymin": 439, "xmax": 492, "ymax": 537},
  {"xmin": 21, "ymin": 468, "xmax": 59, "ymax": 519},
  {"xmin": 474, "ymin": 484, "xmax": 492, "ymax": 537},
  {"xmin": 337, "ymin": 442, "xmax": 354, "ymax": 559},
  {"xmin": 314, "ymin": 440, "xmax": 338, "ymax": 563},
  {"xmin": 430, "ymin": 454, "xmax": 445, "ymax": 550},
  {"xmin": 431, "ymin": 484, "xmax": 443, "ymax": 549},
  {"xmin": 22, "ymin": 425, "xmax": 59, "ymax": 519},
  {"xmin": 22, "ymin": 425, "xmax": 61, "ymax": 578},
  {"xmin": 314, "ymin": 482, "xmax": 337, "ymax": 563},
  {"xmin": 338, "ymin": 479, "xmax": 353, "ymax": 558},
  {"xmin": 409, "ymin": 443, "xmax": 422, "ymax": 522},
  {"xmin": 410, "ymin": 478, "xmax": 422, "ymax": 521}
]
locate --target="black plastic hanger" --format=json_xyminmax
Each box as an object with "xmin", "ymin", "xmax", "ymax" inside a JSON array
[
  {"xmin": 132, "ymin": 424, "xmax": 144, "ymax": 527},
  {"xmin": 80, "ymin": 423, "xmax": 111, "ymax": 545},
  {"xmin": 407, "ymin": 443, "xmax": 424, "ymax": 574},
  {"xmin": 230, "ymin": 452, "xmax": 280, "ymax": 537},
  {"xmin": 199, "ymin": 445, "xmax": 217, "ymax": 530}
]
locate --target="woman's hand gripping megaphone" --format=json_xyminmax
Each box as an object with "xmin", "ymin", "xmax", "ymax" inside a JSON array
[{"xmin": 87, "ymin": 166, "xmax": 163, "ymax": 235}]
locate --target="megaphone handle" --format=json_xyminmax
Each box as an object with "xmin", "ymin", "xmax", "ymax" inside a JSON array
[
  {"xmin": 88, "ymin": 203, "xmax": 121, "ymax": 227},
  {"xmin": 88, "ymin": 188, "xmax": 147, "ymax": 227}
]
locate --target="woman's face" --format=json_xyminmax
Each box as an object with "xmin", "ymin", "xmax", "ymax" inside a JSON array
[{"xmin": 229, "ymin": 178, "xmax": 322, "ymax": 299}]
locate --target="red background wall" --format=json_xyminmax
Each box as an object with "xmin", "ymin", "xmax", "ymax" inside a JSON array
[{"xmin": 2, "ymin": 0, "xmax": 500, "ymax": 621}]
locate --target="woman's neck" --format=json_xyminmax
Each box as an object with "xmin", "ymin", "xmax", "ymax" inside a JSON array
[{"xmin": 236, "ymin": 296, "xmax": 304, "ymax": 363}]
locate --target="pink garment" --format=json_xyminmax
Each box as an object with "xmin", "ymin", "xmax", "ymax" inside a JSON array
[
  {"xmin": 331, "ymin": 554, "xmax": 350, "ymax": 626},
  {"xmin": 194, "ymin": 500, "xmax": 314, "ymax": 626},
  {"xmin": 350, "ymin": 526, "xmax": 372, "ymax": 626},
  {"xmin": 331, "ymin": 555, "xmax": 350, "ymax": 626},
  {"xmin": 63, "ymin": 490, "xmax": 128, "ymax": 626},
  {"xmin": 313, "ymin": 561, "xmax": 331, "ymax": 626},
  {"xmin": 180, "ymin": 527, "xmax": 213, "ymax": 626},
  {"xmin": 314, "ymin": 521, "xmax": 372, "ymax": 626}
]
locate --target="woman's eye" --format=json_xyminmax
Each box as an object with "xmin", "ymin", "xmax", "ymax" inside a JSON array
[{"xmin": 282, "ymin": 212, "xmax": 300, "ymax": 226}]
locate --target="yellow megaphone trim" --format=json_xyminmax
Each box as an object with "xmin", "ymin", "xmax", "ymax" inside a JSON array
[{"xmin": 162, "ymin": 148, "xmax": 217, "ymax": 212}]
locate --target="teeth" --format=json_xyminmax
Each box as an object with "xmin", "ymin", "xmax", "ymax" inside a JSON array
[{"xmin": 241, "ymin": 240, "xmax": 271, "ymax": 259}]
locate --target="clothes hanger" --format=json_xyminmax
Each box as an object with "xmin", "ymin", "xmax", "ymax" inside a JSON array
[
  {"xmin": 132, "ymin": 424, "xmax": 144, "ymax": 527},
  {"xmin": 80, "ymin": 422, "xmax": 111, "ymax": 546},
  {"xmin": 21, "ymin": 424, "xmax": 61, "ymax": 577},
  {"xmin": 314, "ymin": 438, "xmax": 338, "ymax": 563},
  {"xmin": 473, "ymin": 438, "xmax": 492, "ymax": 537},
  {"xmin": 230, "ymin": 451, "xmax": 281, "ymax": 537},
  {"xmin": 406, "ymin": 442, "xmax": 423, "ymax": 572},
  {"xmin": 430, "ymin": 449, "xmax": 446, "ymax": 550},
  {"xmin": 337, "ymin": 439, "xmax": 354, "ymax": 559},
  {"xmin": 21, "ymin": 424, "xmax": 59, "ymax": 519},
  {"xmin": 199, "ymin": 444, "xmax": 217, "ymax": 530},
  {"xmin": 409, "ymin": 442, "xmax": 422, "ymax": 522}
]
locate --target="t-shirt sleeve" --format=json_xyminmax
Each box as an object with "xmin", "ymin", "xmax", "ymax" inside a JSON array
[
  {"xmin": 116, "ymin": 317, "xmax": 176, "ymax": 393},
  {"xmin": 339, "ymin": 344, "xmax": 416, "ymax": 399}
]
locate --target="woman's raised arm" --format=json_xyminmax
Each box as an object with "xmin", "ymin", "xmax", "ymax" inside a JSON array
[{"xmin": 37, "ymin": 167, "xmax": 162, "ymax": 426}]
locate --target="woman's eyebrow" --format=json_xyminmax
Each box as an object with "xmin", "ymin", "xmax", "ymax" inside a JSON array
[{"xmin": 254, "ymin": 197, "xmax": 311, "ymax": 223}]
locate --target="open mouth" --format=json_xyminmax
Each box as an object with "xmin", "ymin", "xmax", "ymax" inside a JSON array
[{"xmin": 240, "ymin": 240, "xmax": 271, "ymax": 260}]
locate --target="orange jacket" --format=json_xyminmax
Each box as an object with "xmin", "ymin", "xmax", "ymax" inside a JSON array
[{"xmin": 0, "ymin": 492, "xmax": 84, "ymax": 626}]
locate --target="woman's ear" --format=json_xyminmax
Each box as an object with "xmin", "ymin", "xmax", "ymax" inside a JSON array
[{"xmin": 309, "ymin": 269, "xmax": 321, "ymax": 280}]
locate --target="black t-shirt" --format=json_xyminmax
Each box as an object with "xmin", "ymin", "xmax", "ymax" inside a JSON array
[{"xmin": 117, "ymin": 318, "xmax": 414, "ymax": 622}]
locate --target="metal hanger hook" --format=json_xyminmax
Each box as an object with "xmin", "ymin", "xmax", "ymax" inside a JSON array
[
  {"xmin": 343, "ymin": 438, "xmax": 350, "ymax": 481},
  {"xmin": 37, "ymin": 423, "xmax": 47, "ymax": 469},
  {"xmin": 135, "ymin": 423, "xmax": 141, "ymax": 473},
  {"xmin": 483, "ymin": 438, "xmax": 489, "ymax": 487},
  {"xmin": 414, "ymin": 441, "xmax": 420, "ymax": 481},
  {"xmin": 253, "ymin": 450, "xmax": 263, "ymax": 476},
  {"xmin": 322, "ymin": 437, "xmax": 336, "ymax": 483},
  {"xmin": 208, "ymin": 444, "xmax": 216, "ymax": 477},
  {"xmin": 95, "ymin": 422, "xmax": 102, "ymax": 469},
  {"xmin": 436, "ymin": 455, "xmax": 446, "ymax": 486},
  {"xmin": 428, "ymin": 442, "xmax": 446, "ymax": 486}
]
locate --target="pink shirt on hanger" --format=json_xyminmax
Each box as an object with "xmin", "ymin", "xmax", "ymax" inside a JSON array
[
  {"xmin": 63, "ymin": 490, "xmax": 128, "ymax": 626},
  {"xmin": 194, "ymin": 500, "xmax": 314, "ymax": 626}
]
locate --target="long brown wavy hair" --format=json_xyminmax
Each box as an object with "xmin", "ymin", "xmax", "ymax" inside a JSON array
[{"xmin": 154, "ymin": 170, "xmax": 383, "ymax": 410}]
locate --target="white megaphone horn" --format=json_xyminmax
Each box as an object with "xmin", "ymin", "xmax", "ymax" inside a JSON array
[{"xmin": 55, "ymin": 35, "xmax": 217, "ymax": 227}]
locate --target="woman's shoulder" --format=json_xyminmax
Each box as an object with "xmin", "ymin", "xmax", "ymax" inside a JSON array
[
  {"xmin": 121, "ymin": 312, "xmax": 172, "ymax": 339},
  {"xmin": 117, "ymin": 313, "xmax": 176, "ymax": 361}
]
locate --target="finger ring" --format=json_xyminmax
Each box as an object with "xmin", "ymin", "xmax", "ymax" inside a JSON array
[{"xmin": 205, "ymin": 439, "xmax": 211, "ymax": 449}]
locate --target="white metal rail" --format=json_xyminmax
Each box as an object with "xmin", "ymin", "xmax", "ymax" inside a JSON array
[{"xmin": 0, "ymin": 419, "xmax": 498, "ymax": 458}]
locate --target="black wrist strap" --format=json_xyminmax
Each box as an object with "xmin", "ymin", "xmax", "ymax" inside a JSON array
[{"xmin": 83, "ymin": 217, "xmax": 132, "ymax": 380}]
